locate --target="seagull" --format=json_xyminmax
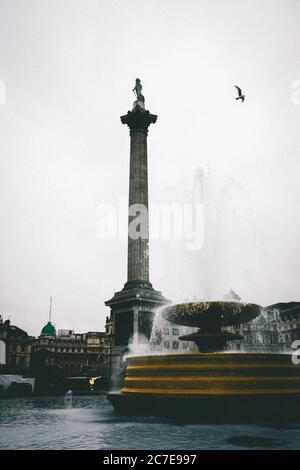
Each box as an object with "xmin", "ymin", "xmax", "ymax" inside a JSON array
[{"xmin": 235, "ymin": 85, "xmax": 245, "ymax": 102}]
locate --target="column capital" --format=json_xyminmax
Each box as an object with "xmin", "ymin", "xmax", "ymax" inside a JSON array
[{"xmin": 121, "ymin": 104, "xmax": 157, "ymax": 134}]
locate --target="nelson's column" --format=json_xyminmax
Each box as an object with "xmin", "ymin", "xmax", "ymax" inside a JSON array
[{"xmin": 105, "ymin": 79, "xmax": 168, "ymax": 386}]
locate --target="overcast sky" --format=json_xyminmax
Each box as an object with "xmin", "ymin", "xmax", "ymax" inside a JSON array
[{"xmin": 0, "ymin": 0, "xmax": 299, "ymax": 336}]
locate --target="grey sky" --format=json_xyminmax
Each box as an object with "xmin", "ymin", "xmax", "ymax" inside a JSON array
[{"xmin": 0, "ymin": 0, "xmax": 299, "ymax": 336}]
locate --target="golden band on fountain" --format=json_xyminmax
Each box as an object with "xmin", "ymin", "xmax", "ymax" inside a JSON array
[{"xmin": 122, "ymin": 353, "xmax": 300, "ymax": 396}]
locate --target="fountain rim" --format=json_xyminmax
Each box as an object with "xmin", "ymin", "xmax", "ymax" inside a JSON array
[
  {"xmin": 160, "ymin": 300, "xmax": 262, "ymax": 327},
  {"xmin": 125, "ymin": 352, "xmax": 291, "ymax": 363}
]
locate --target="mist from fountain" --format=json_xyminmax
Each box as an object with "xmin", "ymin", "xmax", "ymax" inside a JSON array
[
  {"xmin": 120, "ymin": 167, "xmax": 289, "ymax": 360},
  {"xmin": 155, "ymin": 166, "xmax": 274, "ymax": 307}
]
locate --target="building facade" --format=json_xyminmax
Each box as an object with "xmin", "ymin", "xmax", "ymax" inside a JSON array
[
  {"xmin": 150, "ymin": 321, "xmax": 195, "ymax": 353},
  {"xmin": 270, "ymin": 302, "xmax": 300, "ymax": 351},
  {"xmin": 227, "ymin": 302, "xmax": 300, "ymax": 352},
  {"xmin": 31, "ymin": 322, "xmax": 109, "ymax": 378},
  {"xmin": 0, "ymin": 316, "xmax": 34, "ymax": 372}
]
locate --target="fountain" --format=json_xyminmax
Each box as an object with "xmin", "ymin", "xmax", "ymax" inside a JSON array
[
  {"xmin": 107, "ymin": 301, "xmax": 300, "ymax": 421},
  {"xmin": 106, "ymin": 83, "xmax": 300, "ymax": 420},
  {"xmin": 161, "ymin": 301, "xmax": 259, "ymax": 352}
]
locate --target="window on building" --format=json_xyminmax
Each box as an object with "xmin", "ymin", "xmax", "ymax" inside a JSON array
[
  {"xmin": 19, "ymin": 356, "xmax": 25, "ymax": 366},
  {"xmin": 182, "ymin": 342, "xmax": 189, "ymax": 349},
  {"xmin": 173, "ymin": 341, "xmax": 179, "ymax": 350},
  {"xmin": 163, "ymin": 327, "xmax": 169, "ymax": 335},
  {"xmin": 164, "ymin": 341, "xmax": 169, "ymax": 349},
  {"xmin": 172, "ymin": 328, "xmax": 179, "ymax": 336},
  {"xmin": 87, "ymin": 338, "xmax": 100, "ymax": 345}
]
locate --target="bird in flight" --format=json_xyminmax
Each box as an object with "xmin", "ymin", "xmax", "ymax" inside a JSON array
[{"xmin": 235, "ymin": 85, "xmax": 245, "ymax": 102}]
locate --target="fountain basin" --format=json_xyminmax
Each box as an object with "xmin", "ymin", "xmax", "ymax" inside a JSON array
[
  {"xmin": 161, "ymin": 301, "xmax": 261, "ymax": 352},
  {"xmin": 107, "ymin": 353, "xmax": 300, "ymax": 421},
  {"xmin": 162, "ymin": 301, "xmax": 261, "ymax": 328}
]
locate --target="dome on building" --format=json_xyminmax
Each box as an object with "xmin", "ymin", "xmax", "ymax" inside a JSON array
[{"xmin": 40, "ymin": 321, "xmax": 56, "ymax": 337}]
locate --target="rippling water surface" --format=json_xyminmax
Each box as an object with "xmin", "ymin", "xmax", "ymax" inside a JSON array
[{"xmin": 0, "ymin": 395, "xmax": 299, "ymax": 450}]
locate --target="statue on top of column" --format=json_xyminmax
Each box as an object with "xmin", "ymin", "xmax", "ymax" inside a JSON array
[{"xmin": 132, "ymin": 78, "xmax": 145, "ymax": 102}]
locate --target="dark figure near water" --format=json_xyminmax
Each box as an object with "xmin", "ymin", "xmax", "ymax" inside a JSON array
[{"xmin": 133, "ymin": 78, "xmax": 145, "ymax": 102}]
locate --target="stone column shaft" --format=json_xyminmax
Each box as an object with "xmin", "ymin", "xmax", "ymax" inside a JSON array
[
  {"xmin": 127, "ymin": 129, "xmax": 149, "ymax": 283},
  {"xmin": 120, "ymin": 103, "xmax": 157, "ymax": 287}
]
